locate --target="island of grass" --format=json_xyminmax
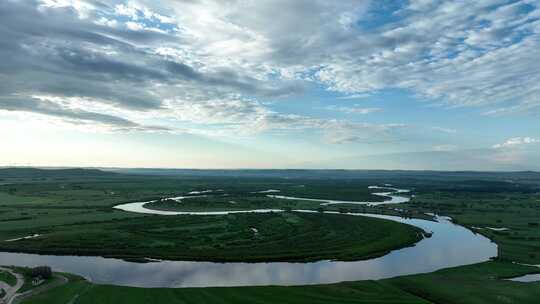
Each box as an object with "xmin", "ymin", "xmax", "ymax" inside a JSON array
[
  {"xmin": 0, "ymin": 212, "xmax": 423, "ymax": 262},
  {"xmin": 143, "ymin": 191, "xmax": 391, "ymax": 213}
]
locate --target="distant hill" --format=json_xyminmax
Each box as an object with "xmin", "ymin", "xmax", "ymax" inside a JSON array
[
  {"xmin": 109, "ymin": 168, "xmax": 540, "ymax": 181},
  {"xmin": 2, "ymin": 167, "xmax": 540, "ymax": 186},
  {"xmin": 0, "ymin": 167, "xmax": 118, "ymax": 179}
]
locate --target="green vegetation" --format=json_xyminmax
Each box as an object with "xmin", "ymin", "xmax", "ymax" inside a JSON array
[
  {"xmin": 0, "ymin": 269, "xmax": 17, "ymax": 286},
  {"xmin": 386, "ymin": 261, "xmax": 540, "ymax": 304},
  {"xmin": 400, "ymin": 191, "xmax": 540, "ymax": 264},
  {"xmin": 0, "ymin": 211, "xmax": 421, "ymax": 262},
  {"xmin": 144, "ymin": 192, "xmax": 431, "ymax": 220},
  {"xmin": 0, "ymin": 169, "xmax": 421, "ymax": 262},
  {"xmin": 10, "ymin": 266, "xmax": 56, "ymax": 294},
  {"xmin": 145, "ymin": 195, "xmax": 283, "ymax": 212},
  {"xmin": 3, "ymin": 168, "xmax": 540, "ymax": 303},
  {"xmin": 20, "ymin": 275, "xmax": 429, "ymax": 304},
  {"xmin": 16, "ymin": 261, "xmax": 540, "ymax": 304}
]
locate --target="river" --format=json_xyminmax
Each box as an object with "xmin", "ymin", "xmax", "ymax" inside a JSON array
[{"xmin": 0, "ymin": 186, "xmax": 497, "ymax": 288}]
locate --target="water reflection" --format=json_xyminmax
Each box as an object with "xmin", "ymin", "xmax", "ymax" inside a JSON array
[{"xmin": 508, "ymin": 272, "xmax": 540, "ymax": 282}]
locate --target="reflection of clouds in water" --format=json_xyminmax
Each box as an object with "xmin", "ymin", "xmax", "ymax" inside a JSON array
[
  {"xmin": 0, "ymin": 216, "xmax": 497, "ymax": 287},
  {"xmin": 114, "ymin": 202, "xmax": 284, "ymax": 216}
]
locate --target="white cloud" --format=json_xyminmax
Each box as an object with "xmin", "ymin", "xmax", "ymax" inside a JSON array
[
  {"xmin": 493, "ymin": 137, "xmax": 538, "ymax": 149},
  {"xmin": 337, "ymin": 93, "xmax": 372, "ymax": 100},
  {"xmin": 321, "ymin": 122, "xmax": 407, "ymax": 144},
  {"xmin": 125, "ymin": 21, "xmax": 144, "ymax": 31},
  {"xmin": 432, "ymin": 144, "xmax": 458, "ymax": 152},
  {"xmin": 114, "ymin": 3, "xmax": 139, "ymax": 19},
  {"xmin": 312, "ymin": 1, "xmax": 540, "ymax": 113},
  {"xmin": 38, "ymin": 0, "xmax": 95, "ymax": 18},
  {"xmin": 325, "ymin": 105, "xmax": 382, "ymax": 115},
  {"xmin": 432, "ymin": 127, "xmax": 457, "ymax": 134},
  {"xmin": 134, "ymin": 0, "xmax": 540, "ymax": 115},
  {"xmin": 2, "ymin": 0, "xmax": 539, "ymax": 147}
]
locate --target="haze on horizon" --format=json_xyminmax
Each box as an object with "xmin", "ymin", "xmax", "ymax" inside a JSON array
[{"xmin": 1, "ymin": 0, "xmax": 539, "ymax": 170}]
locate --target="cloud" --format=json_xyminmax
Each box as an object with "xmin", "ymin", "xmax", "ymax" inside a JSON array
[
  {"xmin": 161, "ymin": 96, "xmax": 403, "ymax": 142},
  {"xmin": 337, "ymin": 93, "xmax": 372, "ymax": 100},
  {"xmin": 137, "ymin": 0, "xmax": 540, "ymax": 114},
  {"xmin": 0, "ymin": 95, "xmax": 171, "ymax": 132},
  {"xmin": 309, "ymin": 147, "xmax": 540, "ymax": 171},
  {"xmin": 325, "ymin": 105, "xmax": 382, "ymax": 115},
  {"xmin": 493, "ymin": 137, "xmax": 538, "ymax": 149},
  {"xmin": 321, "ymin": 121, "xmax": 407, "ymax": 144},
  {"xmin": 313, "ymin": 1, "xmax": 540, "ymax": 113},
  {"xmin": 0, "ymin": 0, "xmax": 302, "ymax": 134},
  {"xmin": 432, "ymin": 127, "xmax": 457, "ymax": 134},
  {"xmin": 432, "ymin": 144, "xmax": 458, "ymax": 152},
  {"xmin": 2, "ymin": 0, "xmax": 539, "ymax": 147}
]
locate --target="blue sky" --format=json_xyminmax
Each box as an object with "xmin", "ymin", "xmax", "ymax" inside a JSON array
[{"xmin": 1, "ymin": 0, "xmax": 539, "ymax": 170}]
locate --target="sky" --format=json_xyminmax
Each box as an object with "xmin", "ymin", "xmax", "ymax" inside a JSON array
[{"xmin": 1, "ymin": 0, "xmax": 540, "ymax": 170}]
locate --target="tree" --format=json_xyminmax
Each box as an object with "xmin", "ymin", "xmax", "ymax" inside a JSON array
[{"xmin": 31, "ymin": 266, "xmax": 52, "ymax": 279}]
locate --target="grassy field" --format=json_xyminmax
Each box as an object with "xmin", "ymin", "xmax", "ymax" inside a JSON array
[
  {"xmin": 0, "ymin": 169, "xmax": 423, "ymax": 262},
  {"xmin": 386, "ymin": 261, "xmax": 540, "ymax": 304},
  {"xmin": 0, "ymin": 211, "xmax": 422, "ymax": 262},
  {"xmin": 20, "ymin": 275, "xmax": 429, "ymax": 304},
  {"xmin": 10, "ymin": 266, "xmax": 60, "ymax": 294},
  {"xmin": 3, "ymin": 168, "xmax": 540, "ymax": 303},
  {"xmin": 0, "ymin": 269, "xmax": 17, "ymax": 286}
]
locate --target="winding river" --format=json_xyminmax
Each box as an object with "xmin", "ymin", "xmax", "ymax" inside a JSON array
[{"xmin": 0, "ymin": 187, "xmax": 498, "ymax": 288}]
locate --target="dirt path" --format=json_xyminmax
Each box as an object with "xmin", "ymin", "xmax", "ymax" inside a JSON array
[
  {"xmin": 0, "ymin": 267, "xmax": 24, "ymax": 304},
  {"xmin": 11, "ymin": 275, "xmax": 68, "ymax": 304}
]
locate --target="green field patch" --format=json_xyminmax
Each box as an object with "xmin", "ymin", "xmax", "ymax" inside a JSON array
[
  {"xmin": 0, "ymin": 269, "xmax": 17, "ymax": 286},
  {"xmin": 0, "ymin": 212, "xmax": 422, "ymax": 262},
  {"xmin": 387, "ymin": 261, "xmax": 540, "ymax": 304}
]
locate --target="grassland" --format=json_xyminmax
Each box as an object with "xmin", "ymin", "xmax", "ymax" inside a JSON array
[
  {"xmin": 0, "ymin": 169, "xmax": 421, "ymax": 262},
  {"xmin": 386, "ymin": 261, "xmax": 540, "ymax": 304},
  {"xmin": 0, "ymin": 269, "xmax": 17, "ymax": 286},
  {"xmin": 0, "ymin": 210, "xmax": 422, "ymax": 262},
  {"xmin": 145, "ymin": 194, "xmax": 377, "ymax": 212},
  {"xmin": 3, "ymin": 168, "xmax": 540, "ymax": 303},
  {"xmin": 20, "ymin": 273, "xmax": 430, "ymax": 304}
]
